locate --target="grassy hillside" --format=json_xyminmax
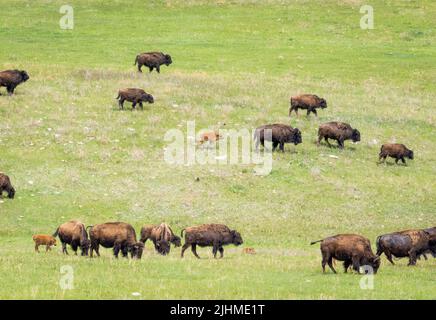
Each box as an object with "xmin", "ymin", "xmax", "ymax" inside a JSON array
[{"xmin": 0, "ymin": 0, "xmax": 435, "ymax": 299}]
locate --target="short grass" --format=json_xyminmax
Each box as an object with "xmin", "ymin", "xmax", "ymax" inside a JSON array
[{"xmin": 0, "ymin": 0, "xmax": 435, "ymax": 299}]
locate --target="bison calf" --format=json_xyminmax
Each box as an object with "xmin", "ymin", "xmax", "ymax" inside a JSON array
[
  {"xmin": 317, "ymin": 121, "xmax": 360, "ymax": 149},
  {"xmin": 254, "ymin": 123, "xmax": 302, "ymax": 152},
  {"xmin": 134, "ymin": 52, "xmax": 172, "ymax": 73},
  {"xmin": 88, "ymin": 222, "xmax": 144, "ymax": 259},
  {"xmin": 0, "ymin": 173, "xmax": 15, "ymax": 199},
  {"xmin": 181, "ymin": 224, "xmax": 243, "ymax": 259},
  {"xmin": 140, "ymin": 223, "xmax": 181, "ymax": 255},
  {"xmin": 289, "ymin": 94, "xmax": 327, "ymax": 117},
  {"xmin": 378, "ymin": 143, "xmax": 414, "ymax": 165},
  {"xmin": 311, "ymin": 234, "xmax": 380, "ymax": 274},
  {"xmin": 33, "ymin": 234, "xmax": 57, "ymax": 253},
  {"xmin": 53, "ymin": 220, "xmax": 90, "ymax": 256},
  {"xmin": 116, "ymin": 88, "xmax": 154, "ymax": 110},
  {"xmin": 0, "ymin": 69, "xmax": 29, "ymax": 95},
  {"xmin": 376, "ymin": 229, "xmax": 433, "ymax": 266}
]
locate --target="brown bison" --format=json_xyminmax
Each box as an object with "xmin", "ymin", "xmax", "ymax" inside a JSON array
[
  {"xmin": 317, "ymin": 121, "xmax": 360, "ymax": 149},
  {"xmin": 116, "ymin": 88, "xmax": 154, "ymax": 110},
  {"xmin": 378, "ymin": 143, "xmax": 414, "ymax": 165},
  {"xmin": 254, "ymin": 124, "xmax": 302, "ymax": 152},
  {"xmin": 140, "ymin": 223, "xmax": 181, "ymax": 255},
  {"xmin": 376, "ymin": 229, "xmax": 435, "ymax": 265},
  {"xmin": 53, "ymin": 220, "xmax": 90, "ymax": 256},
  {"xmin": 0, "ymin": 69, "xmax": 29, "ymax": 95},
  {"xmin": 0, "ymin": 173, "xmax": 15, "ymax": 199},
  {"xmin": 134, "ymin": 52, "xmax": 172, "ymax": 73},
  {"xmin": 88, "ymin": 222, "xmax": 144, "ymax": 259},
  {"xmin": 33, "ymin": 234, "xmax": 57, "ymax": 253},
  {"xmin": 311, "ymin": 234, "xmax": 380, "ymax": 274},
  {"xmin": 181, "ymin": 224, "xmax": 243, "ymax": 259},
  {"xmin": 289, "ymin": 94, "xmax": 327, "ymax": 117}
]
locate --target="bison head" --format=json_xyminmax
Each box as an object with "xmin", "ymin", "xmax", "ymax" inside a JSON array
[
  {"xmin": 370, "ymin": 255, "xmax": 381, "ymax": 274},
  {"xmin": 231, "ymin": 230, "xmax": 243, "ymax": 246},
  {"xmin": 20, "ymin": 70, "xmax": 29, "ymax": 82},
  {"xmin": 171, "ymin": 235, "xmax": 182, "ymax": 247},
  {"xmin": 292, "ymin": 128, "xmax": 302, "ymax": 145},
  {"xmin": 407, "ymin": 149, "xmax": 414, "ymax": 160},
  {"xmin": 80, "ymin": 239, "xmax": 91, "ymax": 256},
  {"xmin": 164, "ymin": 54, "xmax": 172, "ymax": 66},
  {"xmin": 319, "ymin": 98, "xmax": 327, "ymax": 109},
  {"xmin": 8, "ymin": 186, "xmax": 15, "ymax": 199},
  {"xmin": 131, "ymin": 242, "xmax": 144, "ymax": 259},
  {"xmin": 142, "ymin": 93, "xmax": 154, "ymax": 104},
  {"xmin": 351, "ymin": 129, "xmax": 361, "ymax": 142},
  {"xmin": 156, "ymin": 239, "xmax": 171, "ymax": 255}
]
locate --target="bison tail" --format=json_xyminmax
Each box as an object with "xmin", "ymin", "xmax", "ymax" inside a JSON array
[
  {"xmin": 115, "ymin": 92, "xmax": 120, "ymax": 99},
  {"xmin": 134, "ymin": 55, "xmax": 139, "ymax": 65},
  {"xmin": 52, "ymin": 227, "xmax": 59, "ymax": 238},
  {"xmin": 86, "ymin": 225, "xmax": 93, "ymax": 232},
  {"xmin": 375, "ymin": 236, "xmax": 382, "ymax": 252},
  {"xmin": 180, "ymin": 228, "xmax": 185, "ymax": 238},
  {"xmin": 310, "ymin": 239, "xmax": 323, "ymax": 245}
]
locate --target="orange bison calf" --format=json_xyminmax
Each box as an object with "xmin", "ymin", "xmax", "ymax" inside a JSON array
[
  {"xmin": 33, "ymin": 234, "xmax": 57, "ymax": 253},
  {"xmin": 181, "ymin": 224, "xmax": 243, "ymax": 259},
  {"xmin": 0, "ymin": 173, "xmax": 15, "ymax": 199},
  {"xmin": 378, "ymin": 143, "xmax": 414, "ymax": 165},
  {"xmin": 311, "ymin": 234, "xmax": 380, "ymax": 274}
]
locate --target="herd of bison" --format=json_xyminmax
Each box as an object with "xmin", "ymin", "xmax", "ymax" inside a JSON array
[{"xmin": 1, "ymin": 51, "xmax": 435, "ymax": 275}]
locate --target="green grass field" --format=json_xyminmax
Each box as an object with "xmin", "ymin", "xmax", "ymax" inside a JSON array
[{"xmin": 0, "ymin": 0, "xmax": 435, "ymax": 299}]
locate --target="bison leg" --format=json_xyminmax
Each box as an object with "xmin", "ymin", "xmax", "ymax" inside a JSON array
[
  {"xmin": 384, "ymin": 250, "xmax": 395, "ymax": 265},
  {"xmin": 181, "ymin": 243, "xmax": 190, "ymax": 258},
  {"xmin": 219, "ymin": 246, "xmax": 224, "ymax": 258},
  {"xmin": 191, "ymin": 244, "xmax": 200, "ymax": 259},
  {"xmin": 46, "ymin": 245, "xmax": 51, "ymax": 252},
  {"xmin": 156, "ymin": 65, "xmax": 160, "ymax": 73},
  {"xmin": 212, "ymin": 244, "xmax": 219, "ymax": 258},
  {"xmin": 401, "ymin": 157, "xmax": 407, "ymax": 165},
  {"xmin": 35, "ymin": 244, "xmax": 40, "ymax": 253},
  {"xmin": 272, "ymin": 141, "xmax": 279, "ymax": 152},
  {"xmin": 7, "ymin": 85, "xmax": 15, "ymax": 95},
  {"xmin": 149, "ymin": 66, "xmax": 153, "ymax": 73},
  {"xmin": 139, "ymin": 101, "xmax": 144, "ymax": 110},
  {"xmin": 119, "ymin": 98, "xmax": 125, "ymax": 110},
  {"xmin": 327, "ymin": 257, "xmax": 336, "ymax": 273},
  {"xmin": 137, "ymin": 64, "xmax": 143, "ymax": 72},
  {"xmin": 121, "ymin": 246, "xmax": 129, "ymax": 258},
  {"xmin": 395, "ymin": 158, "xmax": 399, "ymax": 164},
  {"xmin": 279, "ymin": 142, "xmax": 285, "ymax": 152},
  {"xmin": 62, "ymin": 242, "xmax": 68, "ymax": 255},
  {"xmin": 408, "ymin": 250, "xmax": 417, "ymax": 266},
  {"xmin": 312, "ymin": 109, "xmax": 318, "ymax": 117},
  {"xmin": 343, "ymin": 260, "xmax": 351, "ymax": 273},
  {"xmin": 113, "ymin": 244, "xmax": 121, "ymax": 258},
  {"xmin": 337, "ymin": 139, "xmax": 344, "ymax": 149},
  {"xmin": 324, "ymin": 137, "xmax": 332, "ymax": 148},
  {"xmin": 131, "ymin": 102, "xmax": 136, "ymax": 110},
  {"xmin": 317, "ymin": 135, "xmax": 323, "ymax": 147},
  {"xmin": 306, "ymin": 109, "xmax": 311, "ymax": 117}
]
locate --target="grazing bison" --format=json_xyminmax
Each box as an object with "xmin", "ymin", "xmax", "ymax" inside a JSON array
[
  {"xmin": 254, "ymin": 123, "xmax": 302, "ymax": 152},
  {"xmin": 116, "ymin": 88, "xmax": 154, "ymax": 110},
  {"xmin": 134, "ymin": 52, "xmax": 172, "ymax": 73},
  {"xmin": 53, "ymin": 220, "xmax": 90, "ymax": 256},
  {"xmin": 376, "ymin": 229, "xmax": 434, "ymax": 265},
  {"xmin": 289, "ymin": 94, "xmax": 327, "ymax": 117},
  {"xmin": 88, "ymin": 222, "xmax": 144, "ymax": 259},
  {"xmin": 311, "ymin": 234, "xmax": 380, "ymax": 274},
  {"xmin": 140, "ymin": 223, "xmax": 181, "ymax": 255},
  {"xmin": 0, "ymin": 173, "xmax": 15, "ymax": 199},
  {"xmin": 33, "ymin": 234, "xmax": 57, "ymax": 253},
  {"xmin": 0, "ymin": 69, "xmax": 29, "ymax": 95},
  {"xmin": 181, "ymin": 224, "xmax": 243, "ymax": 259},
  {"xmin": 378, "ymin": 143, "xmax": 414, "ymax": 165},
  {"xmin": 317, "ymin": 121, "xmax": 360, "ymax": 149}
]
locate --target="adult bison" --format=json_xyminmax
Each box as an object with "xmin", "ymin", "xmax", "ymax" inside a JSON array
[
  {"xmin": 378, "ymin": 143, "xmax": 414, "ymax": 165},
  {"xmin": 376, "ymin": 229, "xmax": 434, "ymax": 265},
  {"xmin": 311, "ymin": 234, "xmax": 380, "ymax": 274},
  {"xmin": 289, "ymin": 94, "xmax": 327, "ymax": 117},
  {"xmin": 134, "ymin": 52, "xmax": 172, "ymax": 73},
  {"xmin": 317, "ymin": 121, "xmax": 360, "ymax": 149},
  {"xmin": 88, "ymin": 222, "xmax": 144, "ymax": 259},
  {"xmin": 181, "ymin": 224, "xmax": 243, "ymax": 259},
  {"xmin": 116, "ymin": 88, "xmax": 154, "ymax": 110},
  {"xmin": 0, "ymin": 69, "xmax": 29, "ymax": 95},
  {"xmin": 140, "ymin": 223, "xmax": 181, "ymax": 255},
  {"xmin": 0, "ymin": 173, "xmax": 15, "ymax": 199},
  {"xmin": 254, "ymin": 123, "xmax": 302, "ymax": 152},
  {"xmin": 53, "ymin": 220, "xmax": 90, "ymax": 256}
]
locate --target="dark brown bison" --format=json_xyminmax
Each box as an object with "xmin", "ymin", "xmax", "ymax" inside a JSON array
[
  {"xmin": 254, "ymin": 124, "xmax": 302, "ymax": 152},
  {"xmin": 376, "ymin": 229, "xmax": 434, "ymax": 265},
  {"xmin": 0, "ymin": 173, "xmax": 15, "ymax": 199},
  {"xmin": 32, "ymin": 234, "xmax": 57, "ymax": 252},
  {"xmin": 116, "ymin": 88, "xmax": 154, "ymax": 110},
  {"xmin": 88, "ymin": 222, "xmax": 144, "ymax": 259},
  {"xmin": 378, "ymin": 143, "xmax": 414, "ymax": 165},
  {"xmin": 140, "ymin": 223, "xmax": 181, "ymax": 255},
  {"xmin": 317, "ymin": 121, "xmax": 360, "ymax": 149},
  {"xmin": 53, "ymin": 220, "xmax": 90, "ymax": 256},
  {"xmin": 181, "ymin": 224, "xmax": 243, "ymax": 259},
  {"xmin": 134, "ymin": 52, "xmax": 172, "ymax": 73},
  {"xmin": 0, "ymin": 69, "xmax": 29, "ymax": 95},
  {"xmin": 289, "ymin": 94, "xmax": 327, "ymax": 117},
  {"xmin": 311, "ymin": 234, "xmax": 380, "ymax": 274}
]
